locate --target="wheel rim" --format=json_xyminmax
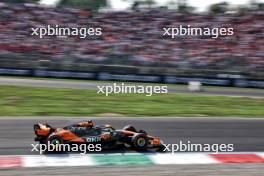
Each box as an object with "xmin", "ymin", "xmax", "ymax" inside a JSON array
[
  {"xmin": 50, "ymin": 139, "xmax": 60, "ymax": 145},
  {"xmin": 137, "ymin": 137, "xmax": 146, "ymax": 147}
]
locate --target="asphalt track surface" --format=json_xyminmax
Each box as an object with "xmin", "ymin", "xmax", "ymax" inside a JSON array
[
  {"xmin": 0, "ymin": 77, "xmax": 264, "ymax": 97},
  {"xmin": 2, "ymin": 164, "xmax": 264, "ymax": 176},
  {"xmin": 1, "ymin": 117, "xmax": 264, "ymax": 155}
]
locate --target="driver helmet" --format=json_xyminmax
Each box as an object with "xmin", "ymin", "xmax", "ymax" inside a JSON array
[{"xmin": 78, "ymin": 120, "xmax": 94, "ymax": 127}]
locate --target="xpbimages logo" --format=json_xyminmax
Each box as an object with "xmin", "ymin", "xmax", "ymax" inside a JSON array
[
  {"xmin": 97, "ymin": 83, "xmax": 168, "ymax": 96},
  {"xmin": 162, "ymin": 25, "xmax": 234, "ymax": 39},
  {"xmin": 31, "ymin": 142, "xmax": 102, "ymax": 154},
  {"xmin": 31, "ymin": 25, "xmax": 102, "ymax": 38},
  {"xmin": 162, "ymin": 141, "xmax": 234, "ymax": 154}
]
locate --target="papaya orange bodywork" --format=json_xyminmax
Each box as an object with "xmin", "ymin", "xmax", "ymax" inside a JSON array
[
  {"xmin": 151, "ymin": 138, "xmax": 161, "ymax": 145},
  {"xmin": 53, "ymin": 129, "xmax": 85, "ymax": 142}
]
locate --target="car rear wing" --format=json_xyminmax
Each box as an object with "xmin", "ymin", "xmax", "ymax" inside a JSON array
[{"xmin": 33, "ymin": 123, "xmax": 54, "ymax": 136}]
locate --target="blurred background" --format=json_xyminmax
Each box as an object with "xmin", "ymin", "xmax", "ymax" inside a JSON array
[{"xmin": 0, "ymin": 0, "xmax": 263, "ymax": 87}]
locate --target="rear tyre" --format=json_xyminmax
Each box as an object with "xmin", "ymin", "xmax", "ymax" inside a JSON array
[
  {"xmin": 47, "ymin": 135, "xmax": 64, "ymax": 153},
  {"xmin": 49, "ymin": 136, "xmax": 63, "ymax": 145}
]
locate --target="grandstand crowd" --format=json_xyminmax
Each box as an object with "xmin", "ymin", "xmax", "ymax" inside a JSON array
[{"xmin": 0, "ymin": 2, "xmax": 263, "ymax": 73}]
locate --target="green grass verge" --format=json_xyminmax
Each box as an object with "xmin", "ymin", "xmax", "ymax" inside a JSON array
[{"xmin": 0, "ymin": 85, "xmax": 263, "ymax": 117}]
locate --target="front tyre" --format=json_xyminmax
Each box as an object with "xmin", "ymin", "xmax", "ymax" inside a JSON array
[{"xmin": 132, "ymin": 134, "xmax": 148, "ymax": 150}]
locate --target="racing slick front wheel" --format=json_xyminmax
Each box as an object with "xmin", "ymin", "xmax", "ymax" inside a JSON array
[
  {"xmin": 132, "ymin": 134, "xmax": 148, "ymax": 150},
  {"xmin": 123, "ymin": 125, "xmax": 137, "ymax": 132}
]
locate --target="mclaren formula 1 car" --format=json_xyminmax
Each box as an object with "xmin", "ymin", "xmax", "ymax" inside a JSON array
[{"xmin": 34, "ymin": 120, "xmax": 164, "ymax": 152}]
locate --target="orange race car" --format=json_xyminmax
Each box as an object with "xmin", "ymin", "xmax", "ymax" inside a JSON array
[{"xmin": 34, "ymin": 120, "xmax": 164, "ymax": 151}]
